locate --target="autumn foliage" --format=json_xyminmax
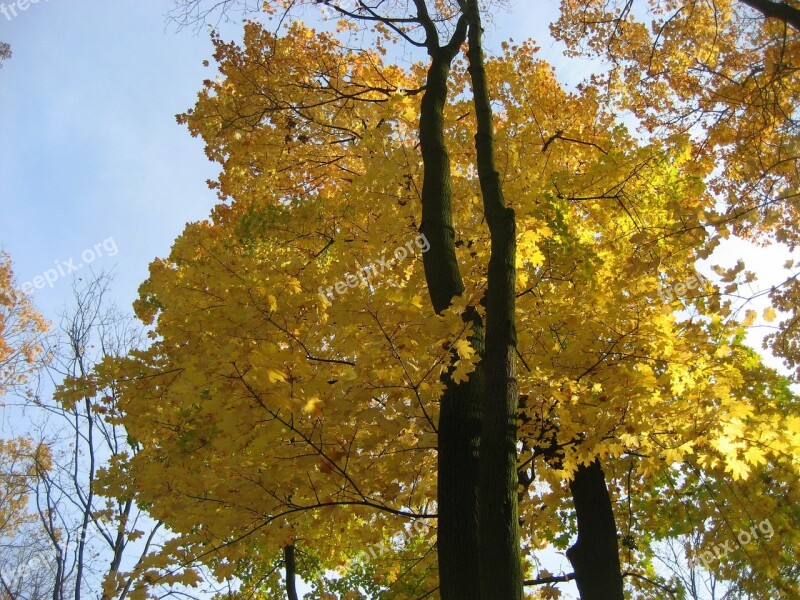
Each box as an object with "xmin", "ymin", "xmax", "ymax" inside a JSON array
[{"xmin": 54, "ymin": 1, "xmax": 800, "ymax": 598}]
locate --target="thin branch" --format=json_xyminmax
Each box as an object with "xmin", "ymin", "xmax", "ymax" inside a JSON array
[{"xmin": 523, "ymin": 572, "xmax": 576, "ymax": 586}]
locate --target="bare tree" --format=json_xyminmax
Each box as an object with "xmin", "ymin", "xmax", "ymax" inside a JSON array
[{"xmin": 0, "ymin": 273, "xmax": 172, "ymax": 599}]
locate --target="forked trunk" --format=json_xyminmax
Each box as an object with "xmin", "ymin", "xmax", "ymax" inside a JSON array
[{"xmin": 416, "ymin": 14, "xmax": 483, "ymax": 599}]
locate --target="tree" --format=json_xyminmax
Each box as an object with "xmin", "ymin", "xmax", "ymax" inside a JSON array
[
  {"xmin": 550, "ymin": 4, "xmax": 800, "ymax": 595},
  {"xmin": 552, "ymin": 0, "xmax": 800, "ymax": 370},
  {"xmin": 83, "ymin": 2, "xmax": 800, "ymax": 599},
  {"xmin": 0, "ymin": 437, "xmax": 53, "ymax": 600},
  {"xmin": 0, "ymin": 252, "xmax": 48, "ymax": 398},
  {"xmin": 95, "ymin": 24, "xmax": 449, "ymax": 597},
  {"xmin": 2, "ymin": 271, "xmax": 213, "ymax": 599},
  {"xmin": 0, "ymin": 252, "xmax": 51, "ymax": 599},
  {"xmin": 38, "ymin": 274, "xmax": 165, "ymax": 599},
  {"xmin": 166, "ymin": 6, "xmax": 515, "ymax": 595}
]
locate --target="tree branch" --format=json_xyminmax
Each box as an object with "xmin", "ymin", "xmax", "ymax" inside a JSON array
[
  {"xmin": 523, "ymin": 572, "xmax": 576, "ymax": 586},
  {"xmin": 738, "ymin": 0, "xmax": 800, "ymax": 30}
]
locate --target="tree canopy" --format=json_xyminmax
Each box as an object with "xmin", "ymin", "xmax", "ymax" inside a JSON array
[{"xmin": 49, "ymin": 1, "xmax": 800, "ymax": 599}]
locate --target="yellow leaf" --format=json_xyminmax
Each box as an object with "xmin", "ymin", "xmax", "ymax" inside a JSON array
[
  {"xmin": 303, "ymin": 395, "xmax": 322, "ymax": 415},
  {"xmin": 453, "ymin": 338, "xmax": 475, "ymax": 360},
  {"xmin": 743, "ymin": 446, "xmax": 767, "ymax": 467},
  {"xmin": 266, "ymin": 368, "xmax": 287, "ymax": 383}
]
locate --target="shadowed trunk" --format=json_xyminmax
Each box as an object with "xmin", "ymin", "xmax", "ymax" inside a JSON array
[
  {"xmin": 566, "ymin": 460, "xmax": 624, "ymax": 600},
  {"xmin": 284, "ymin": 544, "xmax": 299, "ymax": 600},
  {"xmin": 462, "ymin": 1, "xmax": 521, "ymax": 598},
  {"xmin": 415, "ymin": 9, "xmax": 483, "ymax": 599}
]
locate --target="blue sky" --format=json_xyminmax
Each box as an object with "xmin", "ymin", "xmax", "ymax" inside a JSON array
[{"xmin": 1, "ymin": 1, "xmax": 232, "ymax": 314}]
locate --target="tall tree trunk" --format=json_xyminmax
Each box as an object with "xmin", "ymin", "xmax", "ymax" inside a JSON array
[
  {"xmin": 415, "ymin": 9, "xmax": 483, "ymax": 599},
  {"xmin": 566, "ymin": 460, "xmax": 624, "ymax": 600},
  {"xmin": 435, "ymin": 308, "xmax": 484, "ymax": 600},
  {"xmin": 284, "ymin": 544, "xmax": 299, "ymax": 600},
  {"xmin": 462, "ymin": 2, "xmax": 521, "ymax": 598}
]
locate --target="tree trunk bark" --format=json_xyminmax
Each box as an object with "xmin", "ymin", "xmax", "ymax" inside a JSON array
[
  {"xmin": 416, "ymin": 13, "xmax": 483, "ymax": 600},
  {"xmin": 462, "ymin": 2, "xmax": 522, "ymax": 599},
  {"xmin": 435, "ymin": 309, "xmax": 484, "ymax": 600},
  {"xmin": 284, "ymin": 544, "xmax": 299, "ymax": 600},
  {"xmin": 566, "ymin": 460, "xmax": 624, "ymax": 600}
]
